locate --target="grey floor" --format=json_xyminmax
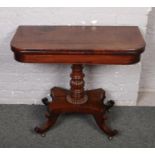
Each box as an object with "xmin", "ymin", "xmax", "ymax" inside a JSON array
[{"xmin": 0, "ymin": 105, "xmax": 155, "ymax": 148}]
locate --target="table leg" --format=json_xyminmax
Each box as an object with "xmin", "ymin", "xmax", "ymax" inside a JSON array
[
  {"xmin": 93, "ymin": 113, "xmax": 118, "ymax": 138},
  {"xmin": 34, "ymin": 112, "xmax": 59, "ymax": 134}
]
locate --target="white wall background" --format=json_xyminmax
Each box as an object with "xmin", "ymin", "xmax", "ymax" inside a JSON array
[
  {"xmin": 0, "ymin": 7, "xmax": 151, "ymax": 105},
  {"xmin": 140, "ymin": 8, "xmax": 155, "ymax": 92}
]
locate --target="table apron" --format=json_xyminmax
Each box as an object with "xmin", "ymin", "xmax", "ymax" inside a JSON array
[{"xmin": 14, "ymin": 53, "xmax": 140, "ymax": 65}]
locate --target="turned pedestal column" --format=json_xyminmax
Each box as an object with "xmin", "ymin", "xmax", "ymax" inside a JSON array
[{"xmin": 66, "ymin": 64, "xmax": 88, "ymax": 104}]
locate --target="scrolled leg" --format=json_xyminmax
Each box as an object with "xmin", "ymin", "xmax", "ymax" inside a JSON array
[
  {"xmin": 93, "ymin": 113, "xmax": 118, "ymax": 138},
  {"xmin": 34, "ymin": 112, "xmax": 59, "ymax": 134}
]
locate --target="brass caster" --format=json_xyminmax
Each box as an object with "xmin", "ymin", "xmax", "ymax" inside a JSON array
[
  {"xmin": 41, "ymin": 133, "xmax": 46, "ymax": 137},
  {"xmin": 34, "ymin": 127, "xmax": 46, "ymax": 137},
  {"xmin": 108, "ymin": 129, "xmax": 118, "ymax": 140},
  {"xmin": 108, "ymin": 136, "xmax": 113, "ymax": 140}
]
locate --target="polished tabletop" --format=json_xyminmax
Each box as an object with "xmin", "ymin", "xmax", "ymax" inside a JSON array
[{"xmin": 11, "ymin": 26, "xmax": 145, "ymax": 64}]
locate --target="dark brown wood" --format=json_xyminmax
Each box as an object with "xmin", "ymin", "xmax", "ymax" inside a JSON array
[
  {"xmin": 13, "ymin": 53, "xmax": 140, "ymax": 65},
  {"xmin": 34, "ymin": 112, "xmax": 59, "ymax": 134},
  {"xmin": 11, "ymin": 26, "xmax": 145, "ymax": 64},
  {"xmin": 66, "ymin": 64, "xmax": 88, "ymax": 104},
  {"xmin": 10, "ymin": 26, "xmax": 146, "ymax": 138},
  {"xmin": 35, "ymin": 87, "xmax": 117, "ymax": 137}
]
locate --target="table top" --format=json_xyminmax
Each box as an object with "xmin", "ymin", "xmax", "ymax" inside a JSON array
[{"xmin": 11, "ymin": 26, "xmax": 145, "ymax": 64}]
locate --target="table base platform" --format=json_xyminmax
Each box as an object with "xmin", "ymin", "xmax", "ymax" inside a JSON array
[{"xmin": 34, "ymin": 87, "xmax": 118, "ymax": 139}]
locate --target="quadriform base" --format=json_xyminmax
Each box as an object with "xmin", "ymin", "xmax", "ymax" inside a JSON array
[{"xmin": 34, "ymin": 64, "xmax": 118, "ymax": 139}]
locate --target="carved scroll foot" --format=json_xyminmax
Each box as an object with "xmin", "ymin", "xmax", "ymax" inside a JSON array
[
  {"xmin": 104, "ymin": 100, "xmax": 115, "ymax": 112},
  {"xmin": 93, "ymin": 113, "xmax": 118, "ymax": 138},
  {"xmin": 42, "ymin": 97, "xmax": 50, "ymax": 106},
  {"xmin": 34, "ymin": 112, "xmax": 59, "ymax": 134}
]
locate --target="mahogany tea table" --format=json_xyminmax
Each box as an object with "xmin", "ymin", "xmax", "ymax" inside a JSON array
[{"xmin": 11, "ymin": 26, "xmax": 145, "ymax": 139}]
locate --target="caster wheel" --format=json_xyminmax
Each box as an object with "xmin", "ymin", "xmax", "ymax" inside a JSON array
[
  {"xmin": 108, "ymin": 136, "xmax": 113, "ymax": 140},
  {"xmin": 42, "ymin": 97, "xmax": 49, "ymax": 106},
  {"xmin": 108, "ymin": 129, "xmax": 118, "ymax": 140},
  {"xmin": 34, "ymin": 127, "xmax": 46, "ymax": 137},
  {"xmin": 41, "ymin": 133, "xmax": 46, "ymax": 137}
]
